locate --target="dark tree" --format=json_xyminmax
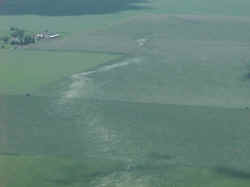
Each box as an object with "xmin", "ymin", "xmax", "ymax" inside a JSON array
[
  {"xmin": 1, "ymin": 36, "xmax": 9, "ymax": 43},
  {"xmin": 23, "ymin": 35, "xmax": 35, "ymax": 45},
  {"xmin": 11, "ymin": 29, "xmax": 25, "ymax": 39},
  {"xmin": 9, "ymin": 27, "xmax": 18, "ymax": 31},
  {"xmin": 10, "ymin": 39, "xmax": 20, "ymax": 45}
]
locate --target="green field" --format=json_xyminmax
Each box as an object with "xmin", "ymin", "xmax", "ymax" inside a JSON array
[
  {"xmin": 1, "ymin": 96, "xmax": 250, "ymax": 187},
  {"xmin": 1, "ymin": 0, "xmax": 250, "ymax": 17},
  {"xmin": 1, "ymin": 0, "xmax": 250, "ymax": 186},
  {"xmin": 0, "ymin": 50, "xmax": 121, "ymax": 94},
  {"xmin": 36, "ymin": 15, "xmax": 250, "ymax": 108},
  {"xmin": 149, "ymin": 0, "xmax": 250, "ymax": 16},
  {"xmin": 1, "ymin": 155, "xmax": 250, "ymax": 187},
  {"xmin": 0, "ymin": 12, "xmax": 138, "ymax": 34},
  {"xmin": 0, "ymin": 0, "xmax": 145, "ymax": 16},
  {"xmin": 37, "ymin": 14, "xmax": 250, "ymax": 53},
  {"xmin": 0, "ymin": 155, "xmax": 125, "ymax": 187}
]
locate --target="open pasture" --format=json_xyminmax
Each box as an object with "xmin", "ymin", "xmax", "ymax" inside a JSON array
[
  {"xmin": 1, "ymin": 0, "xmax": 250, "ymax": 186},
  {"xmin": 1, "ymin": 96, "xmax": 250, "ymax": 187},
  {"xmin": 1, "ymin": 154, "xmax": 250, "ymax": 187},
  {"xmin": 0, "ymin": 50, "xmax": 121, "ymax": 95},
  {"xmin": 35, "ymin": 15, "xmax": 250, "ymax": 108}
]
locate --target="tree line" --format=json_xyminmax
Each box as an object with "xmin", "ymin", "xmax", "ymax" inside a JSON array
[{"xmin": 0, "ymin": 27, "xmax": 35, "ymax": 46}]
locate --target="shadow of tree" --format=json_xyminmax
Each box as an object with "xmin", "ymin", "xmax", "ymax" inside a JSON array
[{"xmin": 0, "ymin": 0, "xmax": 149, "ymax": 16}]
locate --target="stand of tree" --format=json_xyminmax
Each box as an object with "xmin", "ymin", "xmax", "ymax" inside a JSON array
[{"xmin": 0, "ymin": 27, "xmax": 35, "ymax": 46}]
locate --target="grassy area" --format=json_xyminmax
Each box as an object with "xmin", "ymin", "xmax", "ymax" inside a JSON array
[
  {"xmin": 145, "ymin": 0, "xmax": 250, "ymax": 17},
  {"xmin": 1, "ymin": 1, "xmax": 250, "ymax": 186},
  {"xmin": 1, "ymin": 0, "xmax": 250, "ymax": 17},
  {"xmin": 168, "ymin": 166, "xmax": 250, "ymax": 187},
  {"xmin": 33, "ymin": 13, "xmax": 250, "ymax": 53},
  {"xmin": 0, "ymin": 0, "xmax": 145, "ymax": 16},
  {"xmin": 1, "ymin": 155, "xmax": 250, "ymax": 187},
  {"xmin": 37, "ymin": 15, "xmax": 250, "ymax": 108},
  {"xmin": 0, "ymin": 50, "xmax": 121, "ymax": 94},
  {"xmin": 0, "ymin": 155, "xmax": 125, "ymax": 187},
  {"xmin": 1, "ymin": 94, "xmax": 250, "ymax": 186},
  {"xmin": 0, "ymin": 12, "xmax": 138, "ymax": 34}
]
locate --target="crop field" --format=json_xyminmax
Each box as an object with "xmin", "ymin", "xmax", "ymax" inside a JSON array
[
  {"xmin": 1, "ymin": 0, "xmax": 250, "ymax": 17},
  {"xmin": 148, "ymin": 0, "xmax": 250, "ymax": 16},
  {"xmin": 0, "ymin": 155, "xmax": 126, "ymax": 187},
  {"xmin": 0, "ymin": 0, "xmax": 146, "ymax": 16},
  {"xmin": 0, "ymin": 13, "xmax": 137, "ymax": 34},
  {"xmin": 1, "ymin": 0, "xmax": 250, "ymax": 186},
  {"xmin": 1, "ymin": 95, "xmax": 250, "ymax": 187},
  {"xmin": 35, "ymin": 15, "xmax": 250, "ymax": 108},
  {"xmin": 35, "ymin": 14, "xmax": 250, "ymax": 52},
  {"xmin": 1, "ymin": 155, "xmax": 250, "ymax": 187},
  {"xmin": 0, "ymin": 50, "xmax": 121, "ymax": 95}
]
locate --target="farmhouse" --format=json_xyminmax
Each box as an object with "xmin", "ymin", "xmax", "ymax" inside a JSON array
[
  {"xmin": 0, "ymin": 27, "xmax": 61, "ymax": 49},
  {"xmin": 35, "ymin": 31, "xmax": 60, "ymax": 40},
  {"xmin": 48, "ymin": 34, "xmax": 60, "ymax": 39},
  {"xmin": 36, "ymin": 33, "xmax": 44, "ymax": 39}
]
